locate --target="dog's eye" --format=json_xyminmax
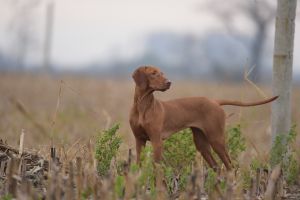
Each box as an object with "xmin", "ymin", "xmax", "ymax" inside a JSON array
[{"xmin": 152, "ymin": 72, "xmax": 157, "ymax": 75}]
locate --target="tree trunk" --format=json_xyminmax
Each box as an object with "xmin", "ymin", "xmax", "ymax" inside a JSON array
[{"xmin": 271, "ymin": 0, "xmax": 297, "ymax": 141}]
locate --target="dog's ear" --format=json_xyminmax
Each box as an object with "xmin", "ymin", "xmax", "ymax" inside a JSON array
[{"xmin": 132, "ymin": 68, "xmax": 148, "ymax": 89}]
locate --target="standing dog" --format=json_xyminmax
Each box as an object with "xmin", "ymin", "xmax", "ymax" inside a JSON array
[{"xmin": 129, "ymin": 65, "xmax": 278, "ymax": 170}]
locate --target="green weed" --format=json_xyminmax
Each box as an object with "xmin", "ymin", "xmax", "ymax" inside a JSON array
[
  {"xmin": 95, "ymin": 123, "xmax": 122, "ymax": 176},
  {"xmin": 286, "ymin": 153, "xmax": 299, "ymax": 185},
  {"xmin": 270, "ymin": 125, "xmax": 296, "ymax": 167},
  {"xmin": 114, "ymin": 175, "xmax": 125, "ymax": 198},
  {"xmin": 1, "ymin": 194, "xmax": 13, "ymax": 200},
  {"xmin": 270, "ymin": 125, "xmax": 299, "ymax": 185},
  {"xmin": 136, "ymin": 129, "xmax": 196, "ymax": 195},
  {"xmin": 204, "ymin": 168, "xmax": 217, "ymax": 193},
  {"xmin": 227, "ymin": 124, "xmax": 246, "ymax": 166},
  {"xmin": 162, "ymin": 129, "xmax": 196, "ymax": 193},
  {"xmin": 139, "ymin": 145, "xmax": 156, "ymax": 197}
]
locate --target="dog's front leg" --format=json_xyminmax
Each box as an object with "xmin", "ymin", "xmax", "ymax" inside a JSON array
[
  {"xmin": 151, "ymin": 138, "xmax": 163, "ymax": 162},
  {"xmin": 135, "ymin": 137, "xmax": 146, "ymax": 164}
]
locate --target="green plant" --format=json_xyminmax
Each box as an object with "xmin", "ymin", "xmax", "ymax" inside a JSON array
[
  {"xmin": 114, "ymin": 175, "xmax": 125, "ymax": 198},
  {"xmin": 130, "ymin": 163, "xmax": 139, "ymax": 173},
  {"xmin": 162, "ymin": 129, "xmax": 196, "ymax": 193},
  {"xmin": 139, "ymin": 145, "xmax": 156, "ymax": 197},
  {"xmin": 270, "ymin": 134, "xmax": 287, "ymax": 168},
  {"xmin": 81, "ymin": 187, "xmax": 93, "ymax": 200},
  {"xmin": 270, "ymin": 125, "xmax": 299, "ymax": 185},
  {"xmin": 227, "ymin": 124, "xmax": 246, "ymax": 166},
  {"xmin": 270, "ymin": 125, "xmax": 297, "ymax": 167},
  {"xmin": 1, "ymin": 194, "xmax": 13, "ymax": 200},
  {"xmin": 241, "ymin": 168, "xmax": 252, "ymax": 190},
  {"xmin": 239, "ymin": 158, "xmax": 269, "ymax": 191},
  {"xmin": 219, "ymin": 179, "xmax": 227, "ymax": 192},
  {"xmin": 95, "ymin": 123, "xmax": 122, "ymax": 176},
  {"xmin": 286, "ymin": 153, "xmax": 299, "ymax": 185},
  {"xmin": 204, "ymin": 168, "xmax": 217, "ymax": 193},
  {"xmin": 250, "ymin": 158, "xmax": 267, "ymax": 171},
  {"xmin": 137, "ymin": 129, "xmax": 196, "ymax": 196}
]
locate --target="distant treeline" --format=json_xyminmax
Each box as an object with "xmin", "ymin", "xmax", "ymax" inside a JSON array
[{"xmin": 0, "ymin": 31, "xmax": 293, "ymax": 82}]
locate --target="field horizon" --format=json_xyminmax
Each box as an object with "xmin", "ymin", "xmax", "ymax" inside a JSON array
[
  {"xmin": 1, "ymin": 72, "xmax": 299, "ymax": 151},
  {"xmin": 0, "ymin": 72, "xmax": 299, "ymax": 198}
]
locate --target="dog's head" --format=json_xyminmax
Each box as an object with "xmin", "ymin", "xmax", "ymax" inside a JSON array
[{"xmin": 132, "ymin": 66, "xmax": 171, "ymax": 91}]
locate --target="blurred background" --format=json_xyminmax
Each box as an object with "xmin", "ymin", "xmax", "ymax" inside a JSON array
[
  {"xmin": 1, "ymin": 0, "xmax": 300, "ymax": 81},
  {"xmin": 0, "ymin": 0, "xmax": 299, "ymax": 156}
]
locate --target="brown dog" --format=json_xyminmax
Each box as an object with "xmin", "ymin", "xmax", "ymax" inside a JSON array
[{"xmin": 129, "ymin": 65, "xmax": 278, "ymax": 170}]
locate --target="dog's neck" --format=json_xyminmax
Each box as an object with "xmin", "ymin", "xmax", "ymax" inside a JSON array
[
  {"xmin": 133, "ymin": 86, "xmax": 155, "ymax": 122},
  {"xmin": 134, "ymin": 86, "xmax": 155, "ymax": 106}
]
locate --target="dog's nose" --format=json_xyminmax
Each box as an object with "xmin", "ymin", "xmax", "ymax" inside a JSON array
[{"xmin": 166, "ymin": 80, "xmax": 172, "ymax": 86}]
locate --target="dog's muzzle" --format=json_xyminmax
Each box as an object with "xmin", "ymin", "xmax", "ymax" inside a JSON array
[
  {"xmin": 160, "ymin": 80, "xmax": 171, "ymax": 91},
  {"xmin": 165, "ymin": 80, "xmax": 171, "ymax": 88}
]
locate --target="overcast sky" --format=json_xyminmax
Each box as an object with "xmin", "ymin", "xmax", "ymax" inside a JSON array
[
  {"xmin": 50, "ymin": 0, "xmax": 212, "ymax": 66},
  {"xmin": 0, "ymin": 0, "xmax": 299, "ymax": 71}
]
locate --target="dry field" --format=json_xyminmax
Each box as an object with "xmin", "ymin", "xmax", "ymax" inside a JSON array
[
  {"xmin": 1, "ymin": 72, "xmax": 299, "ymax": 150},
  {"xmin": 0, "ymin": 72, "xmax": 299, "ymax": 199}
]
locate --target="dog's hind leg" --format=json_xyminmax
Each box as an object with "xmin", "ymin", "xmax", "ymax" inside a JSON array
[
  {"xmin": 211, "ymin": 142, "xmax": 232, "ymax": 171},
  {"xmin": 205, "ymin": 127, "xmax": 232, "ymax": 171},
  {"xmin": 191, "ymin": 127, "xmax": 219, "ymax": 171}
]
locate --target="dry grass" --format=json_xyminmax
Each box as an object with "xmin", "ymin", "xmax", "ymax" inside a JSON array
[
  {"xmin": 0, "ymin": 74, "xmax": 300, "ymax": 158},
  {"xmin": 0, "ymin": 72, "xmax": 300, "ymax": 199},
  {"xmin": 0, "ymin": 72, "xmax": 299, "ymax": 160}
]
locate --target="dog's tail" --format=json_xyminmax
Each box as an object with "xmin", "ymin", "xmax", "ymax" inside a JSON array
[{"xmin": 217, "ymin": 96, "xmax": 278, "ymax": 107}]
